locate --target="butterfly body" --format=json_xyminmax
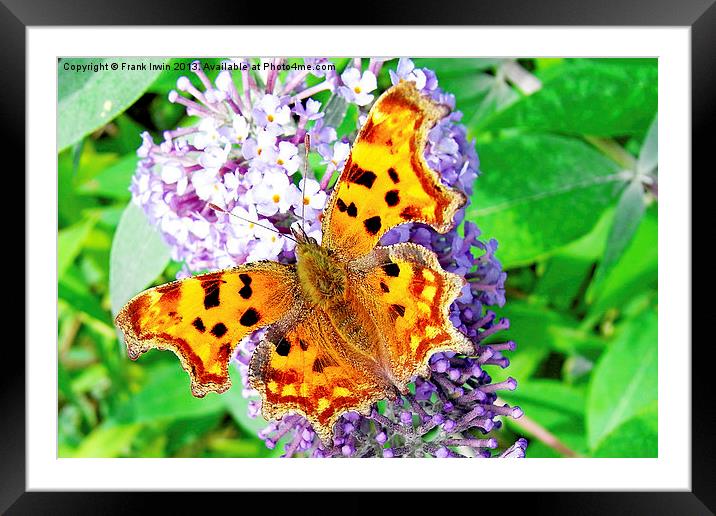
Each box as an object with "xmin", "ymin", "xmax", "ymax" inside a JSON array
[
  {"xmin": 295, "ymin": 240, "xmax": 347, "ymax": 310},
  {"xmin": 117, "ymin": 80, "xmax": 474, "ymax": 443}
]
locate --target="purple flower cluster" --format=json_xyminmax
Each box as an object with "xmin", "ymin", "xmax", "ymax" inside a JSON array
[{"xmin": 131, "ymin": 57, "xmax": 525, "ymax": 458}]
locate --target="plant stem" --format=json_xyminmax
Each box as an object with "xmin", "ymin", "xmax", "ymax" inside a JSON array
[
  {"xmin": 502, "ymin": 59, "xmax": 543, "ymax": 95},
  {"xmin": 584, "ymin": 135, "xmax": 637, "ymax": 171},
  {"xmin": 497, "ymin": 397, "xmax": 583, "ymax": 458}
]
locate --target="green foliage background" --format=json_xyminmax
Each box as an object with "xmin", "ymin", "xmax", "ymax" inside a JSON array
[{"xmin": 57, "ymin": 57, "xmax": 658, "ymax": 458}]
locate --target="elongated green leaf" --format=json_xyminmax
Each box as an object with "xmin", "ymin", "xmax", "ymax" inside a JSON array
[
  {"xmin": 590, "ymin": 179, "xmax": 647, "ymax": 294},
  {"xmin": 109, "ymin": 202, "xmax": 171, "ymax": 316},
  {"xmin": 71, "ymin": 422, "xmax": 142, "ymax": 458},
  {"xmin": 479, "ymin": 60, "xmax": 657, "ymax": 136},
  {"xmin": 58, "ymin": 215, "xmax": 99, "ymax": 278},
  {"xmin": 637, "ymin": 115, "xmax": 658, "ymax": 175},
  {"xmin": 500, "ymin": 379, "xmax": 586, "ymax": 426},
  {"xmin": 592, "ymin": 403, "xmax": 657, "ymax": 457},
  {"xmin": 534, "ymin": 207, "xmax": 614, "ymax": 310},
  {"xmin": 469, "ymin": 133, "xmax": 624, "ymax": 267},
  {"xmin": 587, "ymin": 309, "xmax": 657, "ymax": 450},
  {"xmin": 483, "ymin": 300, "xmax": 602, "ymax": 382},
  {"xmin": 114, "ymin": 362, "xmax": 224, "ymax": 423},
  {"xmin": 587, "ymin": 204, "xmax": 658, "ymax": 316},
  {"xmin": 59, "ymin": 276, "xmax": 112, "ymax": 326},
  {"xmin": 58, "ymin": 58, "xmax": 166, "ymax": 151},
  {"xmin": 77, "ymin": 153, "xmax": 138, "ymax": 200}
]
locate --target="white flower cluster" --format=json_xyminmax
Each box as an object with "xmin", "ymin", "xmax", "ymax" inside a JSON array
[{"xmin": 132, "ymin": 59, "xmax": 381, "ymax": 275}]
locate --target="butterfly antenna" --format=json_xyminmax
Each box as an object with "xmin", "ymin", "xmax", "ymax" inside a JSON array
[
  {"xmin": 208, "ymin": 203, "xmax": 297, "ymax": 244},
  {"xmin": 301, "ymin": 133, "xmax": 310, "ymax": 234}
]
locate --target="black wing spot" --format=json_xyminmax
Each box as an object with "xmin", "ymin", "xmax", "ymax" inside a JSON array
[
  {"xmin": 347, "ymin": 202, "xmax": 358, "ymax": 218},
  {"xmin": 239, "ymin": 274, "xmax": 252, "ymax": 286},
  {"xmin": 239, "ymin": 285, "xmax": 252, "ymax": 299},
  {"xmin": 382, "ymin": 262, "xmax": 400, "ymax": 277},
  {"xmin": 363, "ymin": 216, "xmax": 382, "ymax": 235},
  {"xmin": 276, "ymin": 337, "xmax": 291, "ymax": 356},
  {"xmin": 388, "ymin": 168, "xmax": 400, "ymax": 183},
  {"xmin": 390, "ymin": 304, "xmax": 406, "ymax": 317},
  {"xmin": 240, "ymin": 308, "xmax": 260, "ymax": 327},
  {"xmin": 336, "ymin": 198, "xmax": 348, "ymax": 212},
  {"xmin": 299, "ymin": 339, "xmax": 309, "ymax": 351},
  {"xmin": 380, "ymin": 281, "xmax": 390, "ymax": 293},
  {"xmin": 201, "ymin": 279, "xmax": 223, "ymax": 309},
  {"xmin": 192, "ymin": 317, "xmax": 206, "ymax": 332},
  {"xmin": 352, "ymin": 169, "xmax": 377, "ymax": 189},
  {"xmin": 385, "ymin": 190, "xmax": 400, "ymax": 207},
  {"xmin": 211, "ymin": 322, "xmax": 228, "ymax": 338}
]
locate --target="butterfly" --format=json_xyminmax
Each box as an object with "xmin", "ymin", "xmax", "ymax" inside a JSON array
[{"xmin": 115, "ymin": 80, "xmax": 473, "ymax": 444}]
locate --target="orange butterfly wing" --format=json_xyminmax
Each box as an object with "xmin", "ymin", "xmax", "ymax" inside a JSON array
[
  {"xmin": 249, "ymin": 309, "xmax": 391, "ymax": 443},
  {"xmin": 322, "ymin": 80, "xmax": 467, "ymax": 259},
  {"xmin": 115, "ymin": 262, "xmax": 298, "ymax": 397},
  {"xmin": 356, "ymin": 243, "xmax": 474, "ymax": 391}
]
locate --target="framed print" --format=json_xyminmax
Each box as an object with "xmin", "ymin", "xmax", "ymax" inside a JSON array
[{"xmin": 5, "ymin": 0, "xmax": 710, "ymax": 512}]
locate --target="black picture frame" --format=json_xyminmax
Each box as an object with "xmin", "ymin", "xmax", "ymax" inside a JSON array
[{"xmin": 5, "ymin": 0, "xmax": 708, "ymax": 513}]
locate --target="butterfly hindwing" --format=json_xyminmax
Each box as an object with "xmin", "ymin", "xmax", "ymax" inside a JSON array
[
  {"xmin": 115, "ymin": 262, "xmax": 298, "ymax": 397},
  {"xmin": 249, "ymin": 308, "xmax": 392, "ymax": 443},
  {"xmin": 322, "ymin": 80, "xmax": 467, "ymax": 259},
  {"xmin": 356, "ymin": 242, "xmax": 474, "ymax": 391}
]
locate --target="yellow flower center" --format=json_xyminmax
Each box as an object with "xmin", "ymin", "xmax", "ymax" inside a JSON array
[
  {"xmin": 277, "ymin": 159, "xmax": 284, "ymax": 165},
  {"xmin": 354, "ymin": 86, "xmax": 361, "ymax": 94},
  {"xmin": 303, "ymin": 196, "xmax": 310, "ymax": 205},
  {"xmin": 272, "ymin": 194, "xmax": 281, "ymax": 203},
  {"xmin": 267, "ymin": 114, "xmax": 275, "ymax": 122}
]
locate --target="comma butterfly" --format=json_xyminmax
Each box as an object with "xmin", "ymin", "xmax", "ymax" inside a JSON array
[{"xmin": 115, "ymin": 80, "xmax": 472, "ymax": 443}]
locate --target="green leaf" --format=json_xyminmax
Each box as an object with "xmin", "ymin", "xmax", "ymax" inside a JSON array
[
  {"xmin": 501, "ymin": 379, "xmax": 586, "ymax": 426},
  {"xmin": 164, "ymin": 412, "xmax": 224, "ymax": 457},
  {"xmin": 590, "ymin": 179, "xmax": 647, "ymax": 294},
  {"xmin": 469, "ymin": 133, "xmax": 624, "ymax": 267},
  {"xmin": 483, "ymin": 301, "xmax": 600, "ymax": 382},
  {"xmin": 109, "ymin": 202, "xmax": 171, "ymax": 316},
  {"xmin": 586, "ymin": 309, "xmax": 657, "ymax": 450},
  {"xmin": 592, "ymin": 403, "xmax": 657, "ymax": 457},
  {"xmin": 58, "ymin": 58, "xmax": 166, "ymax": 151},
  {"xmin": 93, "ymin": 114, "xmax": 146, "ymax": 155},
  {"xmin": 77, "ymin": 153, "xmax": 138, "ymax": 200},
  {"xmin": 480, "ymin": 60, "xmax": 657, "ymax": 136},
  {"xmin": 58, "ymin": 215, "xmax": 99, "ymax": 278},
  {"xmin": 71, "ymin": 422, "xmax": 142, "ymax": 458},
  {"xmin": 223, "ymin": 366, "xmax": 270, "ymax": 437},
  {"xmin": 533, "ymin": 207, "xmax": 614, "ymax": 310},
  {"xmin": 586, "ymin": 204, "xmax": 657, "ymax": 316},
  {"xmin": 637, "ymin": 114, "xmax": 658, "ymax": 175},
  {"xmin": 114, "ymin": 362, "xmax": 224, "ymax": 423},
  {"xmin": 59, "ymin": 273, "xmax": 112, "ymax": 326}
]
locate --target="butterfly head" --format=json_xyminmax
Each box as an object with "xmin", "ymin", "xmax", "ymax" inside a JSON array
[{"xmin": 290, "ymin": 224, "xmax": 318, "ymax": 246}]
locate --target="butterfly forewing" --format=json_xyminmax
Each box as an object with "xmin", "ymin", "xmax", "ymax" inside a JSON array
[{"xmin": 321, "ymin": 80, "xmax": 467, "ymax": 259}]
